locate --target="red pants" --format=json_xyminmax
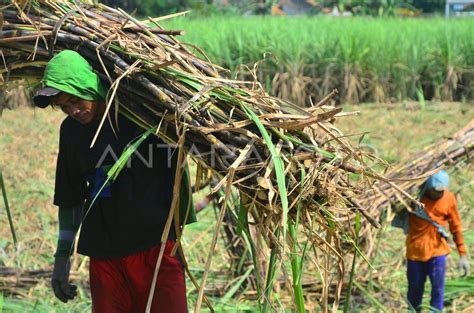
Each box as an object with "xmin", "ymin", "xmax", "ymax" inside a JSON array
[{"xmin": 89, "ymin": 241, "xmax": 187, "ymax": 313}]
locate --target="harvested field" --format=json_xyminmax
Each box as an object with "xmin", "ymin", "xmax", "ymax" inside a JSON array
[{"xmin": 1, "ymin": 102, "xmax": 473, "ymax": 311}]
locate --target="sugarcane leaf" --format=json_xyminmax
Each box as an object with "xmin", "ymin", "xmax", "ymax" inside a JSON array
[
  {"xmin": 352, "ymin": 239, "xmax": 375, "ymax": 270},
  {"xmin": 296, "ymin": 167, "xmax": 308, "ymax": 282},
  {"xmin": 355, "ymin": 211, "xmax": 361, "ymax": 235},
  {"xmin": 177, "ymin": 76, "xmax": 203, "ymax": 91},
  {"xmin": 344, "ymin": 235, "xmax": 359, "ymax": 312},
  {"xmin": 273, "ymin": 293, "xmax": 284, "ymax": 311},
  {"xmin": 229, "ymin": 205, "xmax": 263, "ymax": 302},
  {"xmin": 236, "ymin": 198, "xmax": 249, "ymax": 236},
  {"xmin": 272, "ymin": 128, "xmax": 335, "ymax": 159},
  {"xmin": 295, "ymin": 166, "xmax": 305, "ymax": 227},
  {"xmin": 210, "ymin": 89, "xmax": 236, "ymax": 103},
  {"xmin": 107, "ymin": 126, "xmax": 157, "ymax": 180},
  {"xmin": 263, "ymin": 233, "xmax": 279, "ymax": 313},
  {"xmin": 288, "ymin": 221, "xmax": 305, "ymax": 312},
  {"xmin": 222, "ymin": 267, "xmax": 253, "ymax": 302},
  {"xmin": 353, "ymin": 281, "xmax": 389, "ymax": 312},
  {"xmin": 84, "ymin": 126, "xmax": 157, "ymax": 219},
  {"xmin": 298, "ymin": 240, "xmax": 309, "ymax": 283},
  {"xmin": 240, "ymin": 101, "xmax": 289, "ymax": 241},
  {"xmin": 287, "ymin": 168, "xmax": 306, "ymax": 312},
  {"xmin": 358, "ymin": 132, "xmax": 366, "ymax": 146},
  {"xmin": 221, "ymin": 85, "xmax": 249, "ymax": 97}
]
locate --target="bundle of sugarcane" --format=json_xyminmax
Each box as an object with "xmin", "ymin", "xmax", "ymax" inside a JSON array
[
  {"xmin": 364, "ymin": 119, "xmax": 473, "ymax": 217},
  {"xmin": 355, "ymin": 119, "xmax": 474, "ymax": 258},
  {"xmin": 0, "ymin": 1, "xmax": 399, "ymax": 310}
]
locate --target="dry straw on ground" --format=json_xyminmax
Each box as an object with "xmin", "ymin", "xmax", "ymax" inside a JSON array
[{"xmin": 0, "ymin": 1, "xmax": 413, "ymax": 311}]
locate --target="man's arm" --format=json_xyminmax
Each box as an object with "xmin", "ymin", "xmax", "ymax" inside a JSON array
[
  {"xmin": 51, "ymin": 119, "xmax": 87, "ymax": 302},
  {"xmin": 55, "ymin": 204, "xmax": 83, "ymax": 257},
  {"xmin": 51, "ymin": 204, "xmax": 82, "ymax": 303},
  {"xmin": 447, "ymin": 195, "xmax": 469, "ymax": 277},
  {"xmin": 448, "ymin": 197, "xmax": 467, "ymax": 256}
]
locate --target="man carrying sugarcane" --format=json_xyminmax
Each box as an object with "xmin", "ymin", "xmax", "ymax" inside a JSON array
[
  {"xmin": 33, "ymin": 50, "xmax": 195, "ymax": 312},
  {"xmin": 404, "ymin": 170, "xmax": 469, "ymax": 311}
]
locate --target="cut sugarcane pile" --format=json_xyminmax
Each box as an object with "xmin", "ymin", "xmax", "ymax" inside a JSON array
[
  {"xmin": 365, "ymin": 119, "xmax": 473, "ymax": 218},
  {"xmin": 0, "ymin": 1, "xmax": 404, "ymax": 310},
  {"xmin": 357, "ymin": 119, "xmax": 474, "ymax": 258}
]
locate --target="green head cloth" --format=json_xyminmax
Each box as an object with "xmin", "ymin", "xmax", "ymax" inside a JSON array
[{"xmin": 33, "ymin": 50, "xmax": 106, "ymax": 108}]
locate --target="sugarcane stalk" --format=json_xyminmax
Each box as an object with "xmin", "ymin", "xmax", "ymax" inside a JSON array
[{"xmin": 0, "ymin": 171, "xmax": 17, "ymax": 246}]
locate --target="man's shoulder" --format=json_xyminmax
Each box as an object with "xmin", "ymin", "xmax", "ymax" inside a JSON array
[{"xmin": 443, "ymin": 190, "xmax": 456, "ymax": 203}]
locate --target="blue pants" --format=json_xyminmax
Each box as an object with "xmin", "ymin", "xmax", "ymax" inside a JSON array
[{"xmin": 407, "ymin": 255, "xmax": 446, "ymax": 312}]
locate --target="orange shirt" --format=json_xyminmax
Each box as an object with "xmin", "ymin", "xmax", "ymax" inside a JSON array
[{"xmin": 406, "ymin": 191, "xmax": 467, "ymax": 261}]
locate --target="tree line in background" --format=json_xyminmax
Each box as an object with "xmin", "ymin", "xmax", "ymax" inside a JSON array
[
  {"xmin": 99, "ymin": 0, "xmax": 446, "ymax": 17},
  {"xmin": 334, "ymin": 0, "xmax": 445, "ymax": 15}
]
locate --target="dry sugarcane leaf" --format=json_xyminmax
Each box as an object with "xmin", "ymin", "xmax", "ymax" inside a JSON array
[{"xmin": 257, "ymin": 176, "xmax": 270, "ymax": 190}]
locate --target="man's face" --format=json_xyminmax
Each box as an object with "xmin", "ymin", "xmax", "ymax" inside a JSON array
[
  {"xmin": 53, "ymin": 92, "xmax": 101, "ymax": 125},
  {"xmin": 425, "ymin": 188, "xmax": 444, "ymax": 201}
]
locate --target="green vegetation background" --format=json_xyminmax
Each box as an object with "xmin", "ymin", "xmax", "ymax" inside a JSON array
[
  {"xmin": 99, "ymin": 0, "xmax": 447, "ymax": 17},
  {"xmin": 160, "ymin": 17, "xmax": 473, "ymax": 104}
]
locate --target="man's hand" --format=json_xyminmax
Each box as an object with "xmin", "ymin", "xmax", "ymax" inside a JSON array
[
  {"xmin": 52, "ymin": 257, "xmax": 77, "ymax": 303},
  {"xmin": 458, "ymin": 255, "xmax": 470, "ymax": 277}
]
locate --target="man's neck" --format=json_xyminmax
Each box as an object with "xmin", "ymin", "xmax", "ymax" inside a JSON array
[{"xmin": 93, "ymin": 102, "xmax": 107, "ymax": 123}]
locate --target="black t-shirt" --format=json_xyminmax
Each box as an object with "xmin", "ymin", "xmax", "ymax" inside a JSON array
[{"xmin": 54, "ymin": 115, "xmax": 179, "ymax": 258}]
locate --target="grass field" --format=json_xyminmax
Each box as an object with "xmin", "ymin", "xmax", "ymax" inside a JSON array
[
  {"xmin": 0, "ymin": 101, "xmax": 473, "ymax": 312},
  {"xmin": 161, "ymin": 17, "xmax": 474, "ymax": 105}
]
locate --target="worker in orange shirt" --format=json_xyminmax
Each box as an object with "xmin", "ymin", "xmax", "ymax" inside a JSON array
[{"xmin": 406, "ymin": 170, "xmax": 469, "ymax": 311}]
